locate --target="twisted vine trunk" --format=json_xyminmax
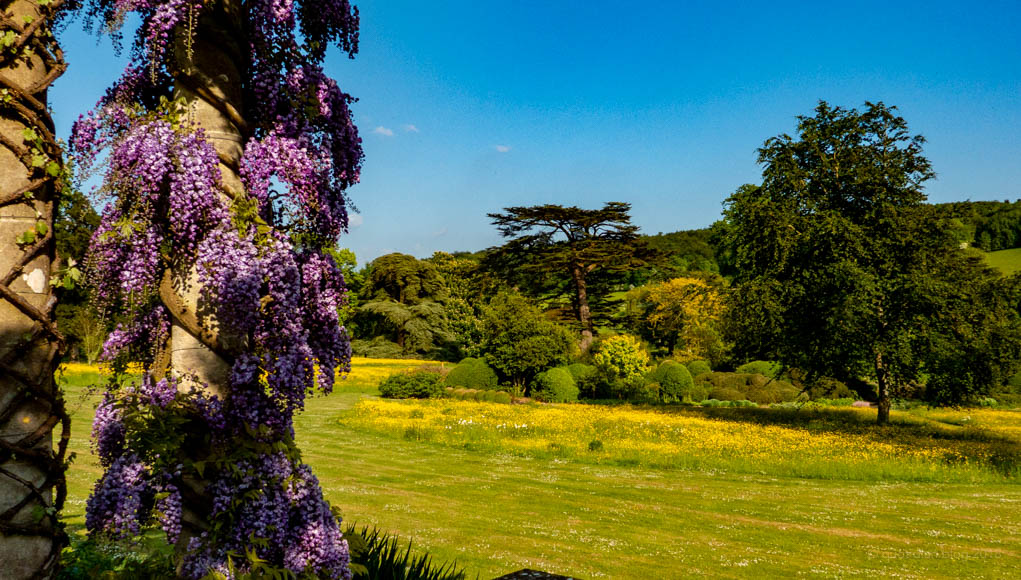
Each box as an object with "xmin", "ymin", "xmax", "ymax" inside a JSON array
[
  {"xmin": 0, "ymin": 1, "xmax": 69, "ymax": 578},
  {"xmin": 163, "ymin": 0, "xmax": 245, "ymax": 556}
]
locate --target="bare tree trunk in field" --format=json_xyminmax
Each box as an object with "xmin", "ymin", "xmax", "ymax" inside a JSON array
[
  {"xmin": 160, "ymin": 0, "xmax": 246, "ymax": 559},
  {"xmin": 875, "ymin": 351, "xmax": 891, "ymax": 425},
  {"xmin": 0, "ymin": 1, "xmax": 70, "ymax": 578},
  {"xmin": 570, "ymin": 264, "xmax": 594, "ymax": 352}
]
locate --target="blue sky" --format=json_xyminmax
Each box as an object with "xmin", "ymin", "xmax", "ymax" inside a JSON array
[{"xmin": 52, "ymin": 1, "xmax": 1021, "ymax": 264}]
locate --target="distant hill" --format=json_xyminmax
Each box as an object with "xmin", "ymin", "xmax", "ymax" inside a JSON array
[
  {"xmin": 932, "ymin": 199, "xmax": 1021, "ymax": 250},
  {"xmin": 450, "ymin": 200, "xmax": 1021, "ymax": 281}
]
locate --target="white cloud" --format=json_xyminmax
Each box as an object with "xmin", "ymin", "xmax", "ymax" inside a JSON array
[
  {"xmin": 348, "ymin": 213, "xmax": 364, "ymax": 228},
  {"xmin": 403, "ymin": 124, "xmax": 419, "ymax": 133},
  {"xmin": 373, "ymin": 126, "xmax": 394, "ymax": 136},
  {"xmin": 494, "ymin": 144, "xmax": 511, "ymax": 153},
  {"xmin": 432, "ymin": 227, "xmax": 448, "ymax": 238}
]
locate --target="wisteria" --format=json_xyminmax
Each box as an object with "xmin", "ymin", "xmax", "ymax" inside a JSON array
[{"xmin": 73, "ymin": 1, "xmax": 362, "ymax": 578}]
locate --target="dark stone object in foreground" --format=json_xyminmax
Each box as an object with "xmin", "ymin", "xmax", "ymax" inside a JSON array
[{"xmin": 493, "ymin": 569, "xmax": 579, "ymax": 580}]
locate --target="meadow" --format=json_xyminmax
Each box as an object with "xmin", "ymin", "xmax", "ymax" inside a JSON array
[
  {"xmin": 342, "ymin": 399, "xmax": 1020, "ymax": 482},
  {"xmin": 59, "ymin": 360, "xmax": 1021, "ymax": 578},
  {"xmin": 983, "ymin": 247, "xmax": 1021, "ymax": 275}
]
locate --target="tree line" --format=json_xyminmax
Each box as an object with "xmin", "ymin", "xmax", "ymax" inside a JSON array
[{"xmin": 50, "ymin": 104, "xmax": 1021, "ymax": 426}]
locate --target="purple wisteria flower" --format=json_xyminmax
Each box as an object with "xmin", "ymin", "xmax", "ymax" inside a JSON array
[{"xmin": 76, "ymin": 1, "xmax": 361, "ymax": 577}]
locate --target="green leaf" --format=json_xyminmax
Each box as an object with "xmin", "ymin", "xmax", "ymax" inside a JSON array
[
  {"xmin": 1, "ymin": 30, "xmax": 17, "ymax": 49},
  {"xmin": 45, "ymin": 160, "xmax": 60, "ymax": 177},
  {"xmin": 15, "ymin": 230, "xmax": 36, "ymax": 245},
  {"xmin": 30, "ymin": 153, "xmax": 46, "ymax": 168},
  {"xmin": 35, "ymin": 220, "xmax": 48, "ymax": 236}
]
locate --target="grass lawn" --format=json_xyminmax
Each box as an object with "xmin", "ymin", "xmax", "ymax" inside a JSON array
[
  {"xmin": 59, "ymin": 360, "xmax": 1021, "ymax": 579},
  {"xmin": 983, "ymin": 247, "xmax": 1021, "ymax": 275}
]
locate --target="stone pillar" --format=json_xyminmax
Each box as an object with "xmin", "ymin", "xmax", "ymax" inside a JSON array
[
  {"xmin": 164, "ymin": 0, "xmax": 246, "ymax": 551},
  {"xmin": 0, "ymin": 1, "xmax": 69, "ymax": 578}
]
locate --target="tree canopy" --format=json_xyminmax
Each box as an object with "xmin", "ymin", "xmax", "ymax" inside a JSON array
[
  {"xmin": 485, "ymin": 202, "xmax": 657, "ymax": 350},
  {"xmin": 721, "ymin": 101, "xmax": 1021, "ymax": 424},
  {"xmin": 479, "ymin": 291, "xmax": 574, "ymax": 392},
  {"xmin": 355, "ymin": 253, "xmax": 452, "ymax": 354}
]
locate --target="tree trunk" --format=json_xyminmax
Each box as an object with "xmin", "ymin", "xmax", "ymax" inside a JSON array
[
  {"xmin": 0, "ymin": 1, "xmax": 69, "ymax": 577},
  {"xmin": 571, "ymin": 264, "xmax": 595, "ymax": 352},
  {"xmin": 165, "ymin": 0, "xmax": 245, "ymax": 556},
  {"xmin": 875, "ymin": 351, "xmax": 890, "ymax": 425}
]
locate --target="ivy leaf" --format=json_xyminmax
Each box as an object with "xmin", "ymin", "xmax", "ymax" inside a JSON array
[
  {"xmin": 15, "ymin": 229, "xmax": 36, "ymax": 245},
  {"xmin": 45, "ymin": 160, "xmax": 60, "ymax": 177},
  {"xmin": 35, "ymin": 220, "xmax": 48, "ymax": 236},
  {"xmin": 0, "ymin": 30, "xmax": 17, "ymax": 49}
]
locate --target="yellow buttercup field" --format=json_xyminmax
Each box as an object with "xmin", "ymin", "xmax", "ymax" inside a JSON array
[{"xmin": 341, "ymin": 399, "xmax": 1021, "ymax": 482}]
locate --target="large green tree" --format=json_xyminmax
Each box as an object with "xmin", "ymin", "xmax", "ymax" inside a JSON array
[
  {"xmin": 479, "ymin": 291, "xmax": 574, "ymax": 393},
  {"xmin": 486, "ymin": 202, "xmax": 656, "ymax": 350},
  {"xmin": 356, "ymin": 253, "xmax": 453, "ymax": 354},
  {"xmin": 722, "ymin": 101, "xmax": 1021, "ymax": 424}
]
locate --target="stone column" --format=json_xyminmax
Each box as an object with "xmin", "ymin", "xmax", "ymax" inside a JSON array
[{"xmin": 0, "ymin": 1, "xmax": 69, "ymax": 578}]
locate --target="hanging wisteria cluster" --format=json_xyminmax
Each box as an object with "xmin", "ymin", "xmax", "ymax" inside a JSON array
[{"xmin": 71, "ymin": 1, "xmax": 362, "ymax": 578}]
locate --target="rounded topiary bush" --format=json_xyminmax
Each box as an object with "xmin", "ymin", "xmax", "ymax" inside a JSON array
[
  {"xmin": 686, "ymin": 359, "xmax": 711, "ymax": 377},
  {"xmin": 805, "ymin": 377, "xmax": 855, "ymax": 400},
  {"xmin": 655, "ymin": 361, "xmax": 703, "ymax": 403},
  {"xmin": 493, "ymin": 391, "xmax": 512, "ymax": 404},
  {"xmin": 531, "ymin": 367, "xmax": 579, "ymax": 402},
  {"xmin": 699, "ymin": 371, "xmax": 800, "ymax": 404},
  {"xmin": 445, "ymin": 357, "xmax": 499, "ymax": 390},
  {"xmin": 378, "ymin": 370, "xmax": 444, "ymax": 399},
  {"xmin": 736, "ymin": 360, "xmax": 782, "ymax": 379}
]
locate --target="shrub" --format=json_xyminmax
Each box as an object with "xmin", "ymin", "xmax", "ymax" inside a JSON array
[
  {"xmin": 686, "ymin": 359, "xmax": 711, "ymax": 377},
  {"xmin": 378, "ymin": 371, "xmax": 444, "ymax": 399},
  {"xmin": 345, "ymin": 524, "xmax": 470, "ymax": 580},
  {"xmin": 492, "ymin": 391, "xmax": 512, "ymax": 404},
  {"xmin": 444, "ymin": 358, "xmax": 499, "ymax": 390},
  {"xmin": 567, "ymin": 363, "xmax": 597, "ymax": 382},
  {"xmin": 605, "ymin": 374, "xmax": 657, "ymax": 402},
  {"xmin": 805, "ymin": 377, "xmax": 856, "ymax": 400},
  {"xmin": 531, "ymin": 367, "xmax": 579, "ymax": 402},
  {"xmin": 575, "ymin": 368, "xmax": 609, "ymax": 399},
  {"xmin": 594, "ymin": 335, "xmax": 650, "ymax": 382},
  {"xmin": 735, "ymin": 360, "xmax": 782, "ymax": 379},
  {"xmin": 655, "ymin": 361, "xmax": 704, "ymax": 403},
  {"xmin": 696, "ymin": 372, "xmax": 800, "ymax": 404},
  {"xmin": 592, "ymin": 335, "xmax": 653, "ymax": 400},
  {"xmin": 351, "ymin": 336, "xmax": 408, "ymax": 359}
]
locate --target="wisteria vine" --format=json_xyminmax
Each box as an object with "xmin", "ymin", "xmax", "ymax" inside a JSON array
[{"xmin": 71, "ymin": 1, "xmax": 362, "ymax": 578}]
